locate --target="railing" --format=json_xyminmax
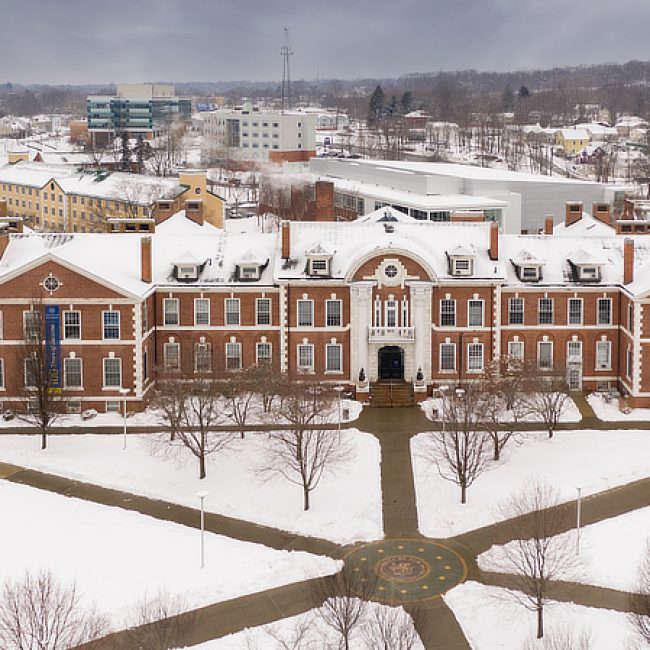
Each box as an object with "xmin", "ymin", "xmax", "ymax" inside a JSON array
[{"xmin": 368, "ymin": 326, "xmax": 415, "ymax": 341}]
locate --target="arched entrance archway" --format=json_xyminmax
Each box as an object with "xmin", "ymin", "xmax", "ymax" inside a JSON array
[{"xmin": 378, "ymin": 346, "xmax": 404, "ymax": 381}]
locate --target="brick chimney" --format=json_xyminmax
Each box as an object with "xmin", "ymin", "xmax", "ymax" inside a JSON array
[
  {"xmin": 544, "ymin": 215, "xmax": 554, "ymax": 235},
  {"xmin": 624, "ymin": 237, "xmax": 634, "ymax": 284},
  {"xmin": 141, "ymin": 236, "xmax": 152, "ymax": 283},
  {"xmin": 281, "ymin": 221, "xmax": 291, "ymax": 259},
  {"xmin": 565, "ymin": 201, "xmax": 583, "ymax": 228},
  {"xmin": 488, "ymin": 221, "xmax": 499, "ymax": 261},
  {"xmin": 0, "ymin": 232, "xmax": 9, "ymax": 259},
  {"xmin": 592, "ymin": 202, "xmax": 611, "ymax": 226}
]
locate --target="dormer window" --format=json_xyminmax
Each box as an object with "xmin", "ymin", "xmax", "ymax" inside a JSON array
[
  {"xmin": 306, "ymin": 242, "xmax": 333, "ymax": 277},
  {"xmin": 567, "ymin": 250, "xmax": 603, "ymax": 283},
  {"xmin": 511, "ymin": 249, "xmax": 545, "ymax": 283},
  {"xmin": 452, "ymin": 258, "xmax": 472, "ymax": 276},
  {"xmin": 235, "ymin": 264, "xmax": 261, "ymax": 281},
  {"xmin": 578, "ymin": 266, "xmax": 601, "ymax": 281},
  {"xmin": 447, "ymin": 244, "xmax": 476, "ymax": 277},
  {"xmin": 521, "ymin": 266, "xmax": 540, "ymax": 281},
  {"xmin": 174, "ymin": 264, "xmax": 200, "ymax": 281}
]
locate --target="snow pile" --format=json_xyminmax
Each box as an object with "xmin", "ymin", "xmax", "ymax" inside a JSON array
[
  {"xmin": 0, "ymin": 429, "xmax": 382, "ymax": 544},
  {"xmin": 411, "ymin": 429, "xmax": 650, "ymax": 537},
  {"xmin": 587, "ymin": 392, "xmax": 650, "ymax": 422}
]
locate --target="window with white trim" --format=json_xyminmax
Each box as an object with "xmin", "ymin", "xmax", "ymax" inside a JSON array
[
  {"xmin": 102, "ymin": 311, "xmax": 120, "ymax": 340},
  {"xmin": 385, "ymin": 300, "xmax": 397, "ymax": 327},
  {"xmin": 297, "ymin": 300, "xmax": 313, "ymax": 327},
  {"xmin": 326, "ymin": 300, "xmax": 342, "ymax": 327},
  {"xmin": 595, "ymin": 340, "xmax": 612, "ymax": 370},
  {"xmin": 628, "ymin": 303, "xmax": 634, "ymax": 333},
  {"xmin": 508, "ymin": 340, "xmax": 524, "ymax": 360},
  {"xmin": 568, "ymin": 298, "xmax": 582, "ymax": 325},
  {"xmin": 0, "ymin": 358, "xmax": 4, "ymax": 388},
  {"xmin": 537, "ymin": 341, "xmax": 553, "ymax": 370},
  {"xmin": 64, "ymin": 357, "xmax": 82, "ymax": 388},
  {"xmin": 538, "ymin": 298, "xmax": 553, "ymax": 325},
  {"xmin": 63, "ymin": 311, "xmax": 81, "ymax": 339},
  {"xmin": 597, "ymin": 298, "xmax": 612, "ymax": 326},
  {"xmin": 256, "ymin": 341, "xmax": 272, "ymax": 364},
  {"xmin": 297, "ymin": 344, "xmax": 314, "ymax": 372},
  {"xmin": 194, "ymin": 342, "xmax": 212, "ymax": 372},
  {"xmin": 325, "ymin": 344, "xmax": 342, "ymax": 372},
  {"xmin": 225, "ymin": 299, "xmax": 240, "ymax": 326},
  {"xmin": 194, "ymin": 299, "xmax": 210, "ymax": 326},
  {"xmin": 23, "ymin": 310, "xmax": 41, "ymax": 342},
  {"xmin": 256, "ymin": 298, "xmax": 271, "ymax": 326},
  {"xmin": 24, "ymin": 356, "xmax": 37, "ymax": 388},
  {"xmin": 440, "ymin": 299, "xmax": 456, "ymax": 327},
  {"xmin": 508, "ymin": 298, "xmax": 524, "ymax": 325},
  {"xmin": 163, "ymin": 342, "xmax": 181, "ymax": 371},
  {"xmin": 163, "ymin": 299, "xmax": 179, "ymax": 326},
  {"xmin": 567, "ymin": 340, "xmax": 582, "ymax": 361},
  {"xmin": 103, "ymin": 357, "xmax": 122, "ymax": 387},
  {"xmin": 439, "ymin": 343, "xmax": 456, "ymax": 371},
  {"xmin": 467, "ymin": 300, "xmax": 484, "ymax": 327},
  {"xmin": 467, "ymin": 343, "xmax": 484, "ymax": 371},
  {"xmin": 626, "ymin": 345, "xmax": 633, "ymax": 378},
  {"xmin": 226, "ymin": 342, "xmax": 242, "ymax": 370}
]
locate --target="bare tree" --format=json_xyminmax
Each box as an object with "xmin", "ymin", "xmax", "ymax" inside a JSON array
[
  {"xmin": 260, "ymin": 615, "xmax": 314, "ymax": 650},
  {"xmin": 420, "ymin": 385, "xmax": 490, "ymax": 503},
  {"xmin": 16, "ymin": 300, "xmax": 69, "ymax": 450},
  {"xmin": 262, "ymin": 383, "xmax": 351, "ymax": 511},
  {"xmin": 0, "ymin": 570, "xmax": 108, "ymax": 650},
  {"xmin": 523, "ymin": 365, "xmax": 570, "ymax": 439},
  {"xmin": 361, "ymin": 603, "xmax": 421, "ymax": 650},
  {"xmin": 491, "ymin": 480, "xmax": 577, "ymax": 639},
  {"xmin": 629, "ymin": 541, "xmax": 650, "ymax": 645},
  {"xmin": 221, "ymin": 365, "xmax": 259, "ymax": 438},
  {"xmin": 118, "ymin": 590, "xmax": 198, "ymax": 650},
  {"xmin": 522, "ymin": 625, "xmax": 592, "ymax": 649},
  {"xmin": 152, "ymin": 371, "xmax": 186, "ymax": 441}
]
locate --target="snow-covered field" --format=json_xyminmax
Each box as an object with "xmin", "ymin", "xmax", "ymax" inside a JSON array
[
  {"xmin": 183, "ymin": 602, "xmax": 424, "ymax": 650},
  {"xmin": 0, "ymin": 399, "xmax": 363, "ymax": 429},
  {"xmin": 0, "ymin": 481, "xmax": 339, "ymax": 626},
  {"xmin": 420, "ymin": 395, "xmax": 582, "ymax": 423},
  {"xmin": 411, "ymin": 429, "xmax": 650, "ymax": 537},
  {"xmin": 587, "ymin": 392, "xmax": 650, "ymax": 422},
  {"xmin": 479, "ymin": 506, "xmax": 650, "ymax": 592},
  {"xmin": 0, "ymin": 428, "xmax": 382, "ymax": 544},
  {"xmin": 445, "ymin": 582, "xmax": 641, "ymax": 649}
]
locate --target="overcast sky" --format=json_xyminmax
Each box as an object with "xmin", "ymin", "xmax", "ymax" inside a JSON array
[{"xmin": 3, "ymin": 0, "xmax": 650, "ymax": 84}]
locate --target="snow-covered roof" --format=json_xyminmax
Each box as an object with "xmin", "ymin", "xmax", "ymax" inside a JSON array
[
  {"xmin": 448, "ymin": 244, "xmax": 476, "ymax": 257},
  {"xmin": 559, "ymin": 129, "xmax": 589, "ymax": 141},
  {"xmin": 510, "ymin": 249, "xmax": 545, "ymax": 266},
  {"xmin": 156, "ymin": 211, "xmax": 221, "ymax": 235},
  {"xmin": 306, "ymin": 242, "xmax": 333, "ymax": 256},
  {"xmin": 553, "ymin": 212, "xmax": 614, "ymax": 237},
  {"xmin": 567, "ymin": 248, "xmax": 605, "ymax": 266}
]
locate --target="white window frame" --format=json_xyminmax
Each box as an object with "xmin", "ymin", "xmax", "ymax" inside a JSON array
[
  {"xmin": 626, "ymin": 345, "xmax": 633, "ymax": 378},
  {"xmin": 225, "ymin": 298, "xmax": 240, "ymax": 326},
  {"xmin": 63, "ymin": 357, "xmax": 83, "ymax": 388},
  {"xmin": 23, "ymin": 310, "xmax": 41, "ymax": 342},
  {"xmin": 467, "ymin": 299, "xmax": 484, "ymax": 328},
  {"xmin": 595, "ymin": 340, "xmax": 612, "ymax": 370},
  {"xmin": 567, "ymin": 339, "xmax": 582, "ymax": 361},
  {"xmin": 326, "ymin": 299, "xmax": 342, "ymax": 328},
  {"xmin": 256, "ymin": 298, "xmax": 271, "ymax": 326},
  {"xmin": 597, "ymin": 297, "xmax": 612, "ymax": 326},
  {"xmin": 194, "ymin": 342, "xmax": 212, "ymax": 372},
  {"xmin": 63, "ymin": 310, "xmax": 81, "ymax": 340},
  {"xmin": 0, "ymin": 358, "xmax": 4, "ymax": 388},
  {"xmin": 385, "ymin": 299, "xmax": 398, "ymax": 328},
  {"xmin": 256, "ymin": 341, "xmax": 272, "ymax": 364},
  {"xmin": 507, "ymin": 340, "xmax": 524, "ymax": 361},
  {"xmin": 538, "ymin": 298, "xmax": 554, "ymax": 325},
  {"xmin": 24, "ymin": 356, "xmax": 38, "ymax": 388},
  {"xmin": 537, "ymin": 341, "xmax": 553, "ymax": 370},
  {"xmin": 0, "ymin": 311, "xmax": 4, "ymax": 340},
  {"xmin": 194, "ymin": 298, "xmax": 210, "ymax": 326},
  {"xmin": 439, "ymin": 343, "xmax": 456, "ymax": 371},
  {"xmin": 102, "ymin": 357, "xmax": 122, "ymax": 388},
  {"xmin": 102, "ymin": 310, "xmax": 120, "ymax": 340},
  {"xmin": 297, "ymin": 343, "xmax": 314, "ymax": 372},
  {"xmin": 508, "ymin": 298, "xmax": 524, "ymax": 325},
  {"xmin": 225, "ymin": 341, "xmax": 242, "ymax": 370},
  {"xmin": 440, "ymin": 299, "xmax": 456, "ymax": 327},
  {"xmin": 325, "ymin": 343, "xmax": 343, "ymax": 373},
  {"xmin": 567, "ymin": 298, "xmax": 583, "ymax": 326},
  {"xmin": 163, "ymin": 299, "xmax": 179, "ymax": 326},
  {"xmin": 163, "ymin": 342, "xmax": 181, "ymax": 372},
  {"xmin": 467, "ymin": 343, "xmax": 484, "ymax": 372},
  {"xmin": 297, "ymin": 300, "xmax": 314, "ymax": 327}
]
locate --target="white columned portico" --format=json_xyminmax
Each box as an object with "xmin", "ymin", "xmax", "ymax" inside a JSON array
[
  {"xmin": 409, "ymin": 282, "xmax": 433, "ymax": 382},
  {"xmin": 350, "ymin": 281, "xmax": 374, "ymax": 383}
]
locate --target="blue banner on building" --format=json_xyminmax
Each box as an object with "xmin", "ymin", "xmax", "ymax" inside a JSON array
[{"xmin": 44, "ymin": 305, "xmax": 62, "ymax": 388}]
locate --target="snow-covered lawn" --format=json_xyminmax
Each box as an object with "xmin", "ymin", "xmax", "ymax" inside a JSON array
[
  {"xmin": 0, "ymin": 428, "xmax": 382, "ymax": 545},
  {"xmin": 182, "ymin": 602, "xmax": 424, "ymax": 649},
  {"xmin": 445, "ymin": 582, "xmax": 641, "ymax": 649},
  {"xmin": 420, "ymin": 395, "xmax": 582, "ymax": 423},
  {"xmin": 0, "ymin": 481, "xmax": 339, "ymax": 626},
  {"xmin": 479, "ymin": 506, "xmax": 650, "ymax": 592},
  {"xmin": 0, "ymin": 398, "xmax": 363, "ymax": 429},
  {"xmin": 587, "ymin": 392, "xmax": 650, "ymax": 422},
  {"xmin": 411, "ymin": 429, "xmax": 650, "ymax": 537}
]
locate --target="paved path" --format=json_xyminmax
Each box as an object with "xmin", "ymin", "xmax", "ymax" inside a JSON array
[{"xmin": 2, "ymin": 401, "xmax": 649, "ymax": 649}]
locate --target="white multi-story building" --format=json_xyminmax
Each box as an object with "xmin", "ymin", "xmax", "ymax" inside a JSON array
[{"xmin": 202, "ymin": 104, "xmax": 316, "ymax": 164}]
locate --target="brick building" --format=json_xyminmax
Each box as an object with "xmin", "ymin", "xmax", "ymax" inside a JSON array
[{"xmin": 2, "ymin": 205, "xmax": 650, "ymax": 413}]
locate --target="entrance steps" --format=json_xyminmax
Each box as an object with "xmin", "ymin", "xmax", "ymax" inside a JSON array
[{"xmin": 370, "ymin": 381, "xmax": 415, "ymax": 408}]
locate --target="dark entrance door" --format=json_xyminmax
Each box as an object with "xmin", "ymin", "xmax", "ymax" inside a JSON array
[{"xmin": 378, "ymin": 346, "xmax": 404, "ymax": 380}]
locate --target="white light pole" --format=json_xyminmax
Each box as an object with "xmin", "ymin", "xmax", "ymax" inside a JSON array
[
  {"xmin": 118, "ymin": 388, "xmax": 130, "ymax": 451},
  {"xmin": 197, "ymin": 491, "xmax": 208, "ymax": 569},
  {"xmin": 575, "ymin": 486, "xmax": 583, "ymax": 555}
]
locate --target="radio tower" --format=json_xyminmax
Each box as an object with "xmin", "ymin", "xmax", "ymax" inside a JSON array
[{"xmin": 281, "ymin": 27, "xmax": 293, "ymax": 114}]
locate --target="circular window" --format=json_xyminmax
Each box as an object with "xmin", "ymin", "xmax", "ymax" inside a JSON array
[
  {"xmin": 385, "ymin": 264, "xmax": 399, "ymax": 279},
  {"xmin": 43, "ymin": 275, "xmax": 60, "ymax": 292}
]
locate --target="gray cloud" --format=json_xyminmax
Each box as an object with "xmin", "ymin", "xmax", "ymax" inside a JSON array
[{"xmin": 1, "ymin": 0, "xmax": 649, "ymax": 84}]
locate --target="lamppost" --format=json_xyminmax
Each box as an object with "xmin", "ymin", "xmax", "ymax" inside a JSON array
[
  {"xmin": 575, "ymin": 486, "xmax": 583, "ymax": 555},
  {"xmin": 118, "ymin": 387, "xmax": 130, "ymax": 451},
  {"xmin": 197, "ymin": 491, "xmax": 208, "ymax": 569}
]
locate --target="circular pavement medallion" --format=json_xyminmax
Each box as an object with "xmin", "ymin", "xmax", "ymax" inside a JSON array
[{"xmin": 344, "ymin": 538, "xmax": 467, "ymax": 603}]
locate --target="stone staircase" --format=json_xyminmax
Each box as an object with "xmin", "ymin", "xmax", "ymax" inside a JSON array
[{"xmin": 369, "ymin": 381, "xmax": 415, "ymax": 408}]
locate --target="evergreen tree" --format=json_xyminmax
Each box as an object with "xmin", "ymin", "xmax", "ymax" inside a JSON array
[
  {"xmin": 400, "ymin": 91, "xmax": 413, "ymax": 115},
  {"xmin": 518, "ymin": 85, "xmax": 531, "ymax": 99},
  {"xmin": 135, "ymin": 133, "xmax": 145, "ymax": 174},
  {"xmin": 387, "ymin": 94, "xmax": 398, "ymax": 116},
  {"xmin": 120, "ymin": 132, "xmax": 132, "ymax": 172},
  {"xmin": 368, "ymin": 85, "xmax": 385, "ymax": 126},
  {"xmin": 501, "ymin": 84, "xmax": 515, "ymax": 111}
]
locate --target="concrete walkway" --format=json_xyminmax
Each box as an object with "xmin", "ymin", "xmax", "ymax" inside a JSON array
[{"xmin": 2, "ymin": 401, "xmax": 649, "ymax": 649}]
